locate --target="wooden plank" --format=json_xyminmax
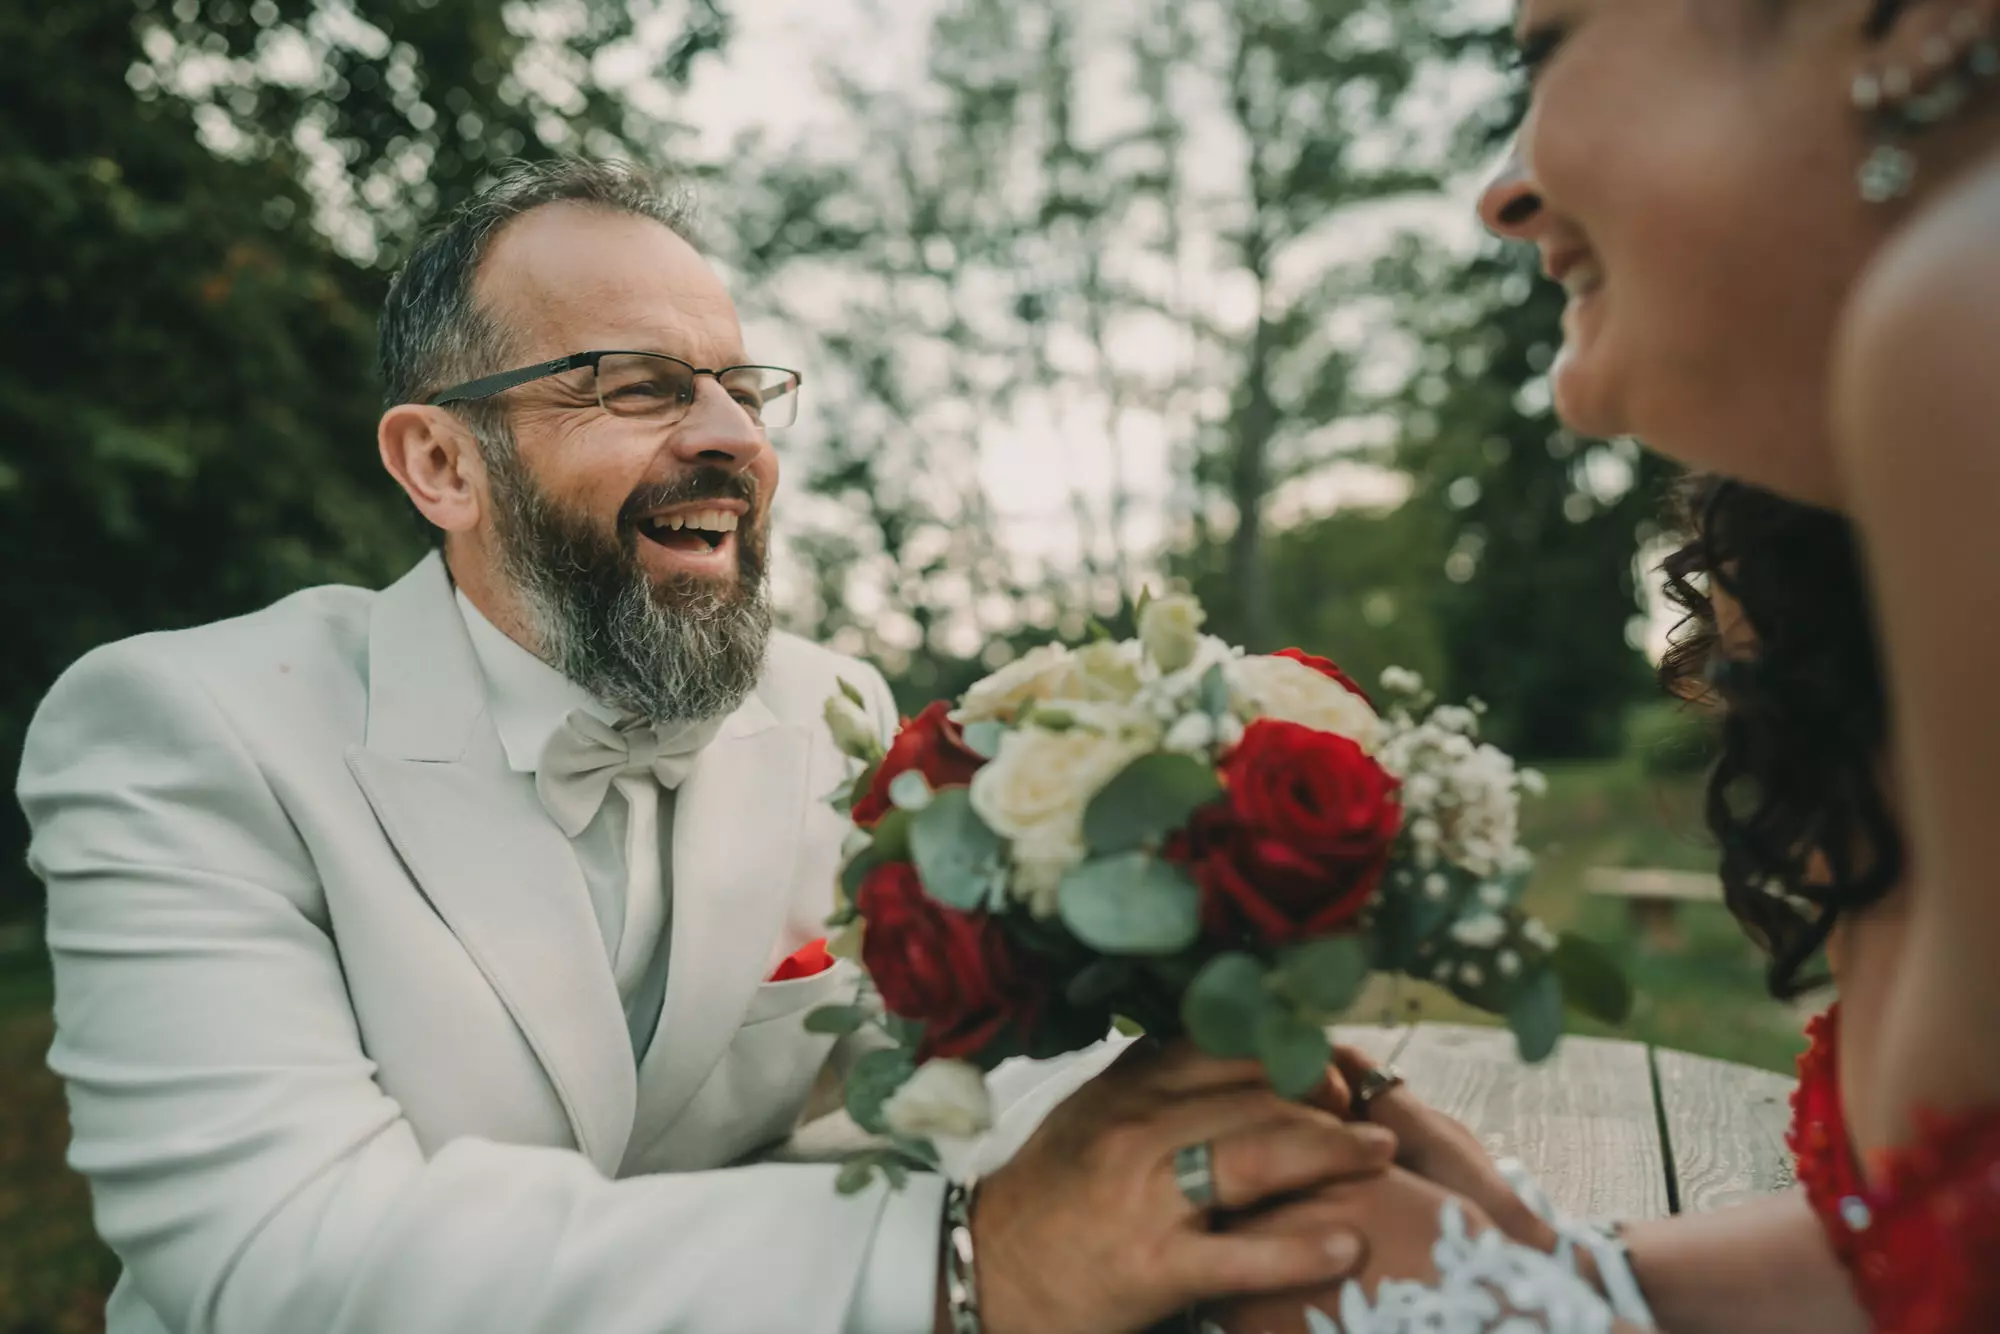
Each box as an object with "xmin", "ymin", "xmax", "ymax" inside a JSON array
[
  {"xmin": 1652, "ymin": 1046, "xmax": 1796, "ymax": 1213},
  {"xmin": 1336, "ymin": 1022, "xmax": 1671, "ymax": 1221},
  {"xmin": 1585, "ymin": 868, "xmax": 1723, "ymax": 903}
]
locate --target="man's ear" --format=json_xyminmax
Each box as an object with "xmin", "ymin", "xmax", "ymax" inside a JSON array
[{"xmin": 379, "ymin": 404, "xmax": 487, "ymax": 540}]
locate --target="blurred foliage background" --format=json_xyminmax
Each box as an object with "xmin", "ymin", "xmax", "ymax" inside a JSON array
[{"xmin": 0, "ymin": 0, "xmax": 1799, "ymax": 1328}]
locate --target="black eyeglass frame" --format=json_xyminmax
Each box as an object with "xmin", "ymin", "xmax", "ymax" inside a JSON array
[{"xmin": 426, "ymin": 349, "xmax": 804, "ymax": 421}]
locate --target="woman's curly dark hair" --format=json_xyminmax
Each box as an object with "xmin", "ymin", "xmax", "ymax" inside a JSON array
[{"xmin": 1657, "ymin": 474, "xmax": 1903, "ymax": 998}]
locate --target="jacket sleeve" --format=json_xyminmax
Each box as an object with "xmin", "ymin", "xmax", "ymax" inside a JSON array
[{"xmin": 16, "ymin": 640, "xmax": 941, "ymax": 1334}]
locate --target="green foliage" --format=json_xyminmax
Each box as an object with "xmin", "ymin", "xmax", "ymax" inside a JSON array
[
  {"xmin": 1056, "ymin": 854, "xmax": 1202, "ymax": 956},
  {"xmin": 844, "ymin": 1046, "xmax": 917, "ymax": 1136},
  {"xmin": 909, "ymin": 789, "xmax": 1007, "ymax": 912},
  {"xmin": 1082, "ymin": 753, "xmax": 1222, "ymax": 856},
  {"xmin": 1255, "ymin": 1008, "xmax": 1334, "ymax": 1100},
  {"xmin": 1507, "ymin": 969, "xmax": 1565, "ymax": 1064},
  {"xmin": 1627, "ymin": 699, "xmax": 1718, "ymax": 778},
  {"xmin": 1551, "ymin": 931, "xmax": 1634, "ymax": 1026},
  {"xmin": 1277, "ymin": 936, "xmax": 1371, "ymax": 1016},
  {"xmin": 1182, "ymin": 952, "xmax": 1272, "ymax": 1059}
]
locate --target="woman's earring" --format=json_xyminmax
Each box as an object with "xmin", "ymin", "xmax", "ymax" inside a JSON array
[{"xmin": 1855, "ymin": 6, "xmax": 2000, "ymax": 204}]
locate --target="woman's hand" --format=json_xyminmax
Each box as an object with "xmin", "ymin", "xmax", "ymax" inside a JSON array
[
  {"xmin": 1316, "ymin": 1045, "xmax": 1559, "ymax": 1254},
  {"xmin": 1199, "ymin": 1167, "xmax": 1489, "ymax": 1334}
]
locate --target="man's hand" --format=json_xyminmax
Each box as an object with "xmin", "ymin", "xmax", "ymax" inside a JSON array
[{"xmin": 962, "ymin": 1042, "xmax": 1397, "ymax": 1334}]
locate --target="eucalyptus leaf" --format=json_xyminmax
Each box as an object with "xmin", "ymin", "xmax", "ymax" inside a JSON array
[
  {"xmin": 880, "ymin": 1157, "xmax": 911, "ymax": 1191},
  {"xmin": 1065, "ymin": 957, "xmax": 1139, "ymax": 1008},
  {"xmin": 1199, "ymin": 663, "xmax": 1231, "ymax": 719},
  {"xmin": 1256, "ymin": 1008, "xmax": 1334, "ymax": 1099},
  {"xmin": 835, "ymin": 1157, "xmax": 878, "ymax": 1195},
  {"xmin": 1550, "ymin": 931, "xmax": 1632, "ymax": 1025},
  {"xmin": 961, "ymin": 720, "xmax": 1005, "ymax": 759},
  {"xmin": 1507, "ymin": 970, "xmax": 1565, "ymax": 1064},
  {"xmin": 804, "ymin": 1004, "xmax": 871, "ymax": 1037},
  {"xmin": 846, "ymin": 1047, "xmax": 917, "ymax": 1135},
  {"xmin": 1058, "ymin": 853, "xmax": 1202, "ymax": 955},
  {"xmin": 1279, "ymin": 936, "xmax": 1371, "ymax": 1016},
  {"xmin": 872, "ymin": 808, "xmax": 914, "ymax": 863},
  {"xmin": 1082, "ymin": 753, "xmax": 1224, "ymax": 855},
  {"xmin": 1182, "ymin": 953, "xmax": 1275, "ymax": 1059},
  {"xmin": 888, "ymin": 769, "xmax": 934, "ymax": 811},
  {"xmin": 838, "ymin": 677, "xmax": 868, "ymax": 711},
  {"xmin": 909, "ymin": 789, "xmax": 1005, "ymax": 912}
]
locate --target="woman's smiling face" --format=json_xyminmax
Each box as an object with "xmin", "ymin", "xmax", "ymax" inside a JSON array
[{"xmin": 1479, "ymin": 0, "xmax": 1894, "ymax": 507}]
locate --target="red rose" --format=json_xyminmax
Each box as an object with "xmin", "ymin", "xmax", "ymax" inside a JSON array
[
  {"xmin": 1172, "ymin": 719, "xmax": 1401, "ymax": 946},
  {"xmin": 1274, "ymin": 648, "xmax": 1371, "ymax": 706},
  {"xmin": 851, "ymin": 700, "xmax": 987, "ymax": 828},
  {"xmin": 855, "ymin": 862, "xmax": 1041, "ymax": 1060}
]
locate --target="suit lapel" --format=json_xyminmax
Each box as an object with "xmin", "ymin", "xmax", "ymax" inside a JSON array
[
  {"xmin": 626, "ymin": 698, "xmax": 814, "ymax": 1158},
  {"xmin": 346, "ymin": 555, "xmax": 636, "ymax": 1175}
]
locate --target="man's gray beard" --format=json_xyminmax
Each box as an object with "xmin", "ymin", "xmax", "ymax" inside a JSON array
[{"xmin": 480, "ymin": 429, "xmax": 772, "ymax": 726}]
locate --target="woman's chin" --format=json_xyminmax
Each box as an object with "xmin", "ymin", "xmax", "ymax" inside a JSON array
[{"xmin": 1549, "ymin": 349, "xmax": 1629, "ymax": 443}]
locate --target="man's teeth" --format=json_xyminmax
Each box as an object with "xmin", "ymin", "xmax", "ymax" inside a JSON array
[{"xmin": 650, "ymin": 509, "xmax": 740, "ymax": 534}]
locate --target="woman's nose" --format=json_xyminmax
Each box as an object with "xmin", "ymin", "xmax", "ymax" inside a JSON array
[{"xmin": 1478, "ymin": 142, "xmax": 1546, "ymax": 240}]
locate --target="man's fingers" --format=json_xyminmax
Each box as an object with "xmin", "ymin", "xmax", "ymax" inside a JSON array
[
  {"xmin": 1142, "ymin": 1041, "xmax": 1274, "ymax": 1094},
  {"xmin": 1206, "ymin": 1116, "xmax": 1397, "ymax": 1210},
  {"xmin": 1171, "ymin": 1224, "xmax": 1370, "ymax": 1301}
]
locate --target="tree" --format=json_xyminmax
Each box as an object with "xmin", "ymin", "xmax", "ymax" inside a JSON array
[
  {"xmin": 727, "ymin": 0, "xmax": 1455, "ymax": 710},
  {"xmin": 0, "ymin": 0, "xmax": 728, "ymax": 918}
]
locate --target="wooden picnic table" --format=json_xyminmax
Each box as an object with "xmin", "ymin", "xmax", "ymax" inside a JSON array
[{"xmin": 773, "ymin": 1022, "xmax": 1798, "ymax": 1220}]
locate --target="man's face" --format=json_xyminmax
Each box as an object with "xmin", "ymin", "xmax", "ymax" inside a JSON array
[{"xmin": 464, "ymin": 203, "xmax": 782, "ymax": 722}]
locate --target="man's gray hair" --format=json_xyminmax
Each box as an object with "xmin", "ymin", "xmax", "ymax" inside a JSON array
[{"xmin": 377, "ymin": 158, "xmax": 696, "ymax": 413}]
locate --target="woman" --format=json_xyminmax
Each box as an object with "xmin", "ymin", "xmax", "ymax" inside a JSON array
[{"xmin": 1206, "ymin": 0, "xmax": 2000, "ymax": 1330}]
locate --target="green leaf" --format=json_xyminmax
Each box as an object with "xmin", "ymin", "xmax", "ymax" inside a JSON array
[
  {"xmin": 835, "ymin": 1157, "xmax": 879, "ymax": 1195},
  {"xmin": 1256, "ymin": 1008, "xmax": 1334, "ymax": 1099},
  {"xmin": 872, "ymin": 808, "xmax": 914, "ymax": 863},
  {"xmin": 1550, "ymin": 931, "xmax": 1633, "ymax": 1025},
  {"xmin": 846, "ymin": 1047, "xmax": 916, "ymax": 1134},
  {"xmin": 1182, "ymin": 953, "xmax": 1275, "ymax": 1059},
  {"xmin": 1279, "ymin": 935, "xmax": 1371, "ymax": 1016},
  {"xmin": 1057, "ymin": 853, "xmax": 1203, "ymax": 955},
  {"xmin": 909, "ymin": 788, "xmax": 1006, "ymax": 911},
  {"xmin": 1065, "ymin": 957, "xmax": 1138, "ymax": 1008},
  {"xmin": 961, "ymin": 720, "xmax": 1005, "ymax": 759},
  {"xmin": 804, "ymin": 1004, "xmax": 871, "ymax": 1037},
  {"xmin": 838, "ymin": 677, "xmax": 868, "ymax": 711},
  {"xmin": 1199, "ymin": 663, "xmax": 1231, "ymax": 719},
  {"xmin": 1507, "ymin": 970, "xmax": 1565, "ymax": 1064},
  {"xmin": 1082, "ymin": 753, "xmax": 1224, "ymax": 855},
  {"xmin": 888, "ymin": 769, "xmax": 933, "ymax": 811},
  {"xmin": 880, "ymin": 1157, "xmax": 911, "ymax": 1191}
]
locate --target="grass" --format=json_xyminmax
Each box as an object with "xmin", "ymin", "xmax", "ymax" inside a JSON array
[{"xmin": 0, "ymin": 754, "xmax": 1811, "ymax": 1331}]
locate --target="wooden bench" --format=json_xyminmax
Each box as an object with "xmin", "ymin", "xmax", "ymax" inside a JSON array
[
  {"xmin": 771, "ymin": 1022, "xmax": 1798, "ymax": 1220},
  {"xmin": 1586, "ymin": 867, "xmax": 1724, "ymax": 951}
]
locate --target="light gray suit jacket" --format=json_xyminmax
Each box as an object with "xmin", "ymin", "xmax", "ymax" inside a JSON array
[{"xmin": 17, "ymin": 553, "xmax": 1100, "ymax": 1334}]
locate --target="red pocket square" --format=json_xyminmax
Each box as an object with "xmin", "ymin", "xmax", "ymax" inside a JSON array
[{"xmin": 768, "ymin": 937, "xmax": 835, "ymax": 983}]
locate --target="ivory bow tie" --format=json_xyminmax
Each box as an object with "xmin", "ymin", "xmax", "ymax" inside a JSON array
[{"xmin": 535, "ymin": 710, "xmax": 725, "ymax": 837}]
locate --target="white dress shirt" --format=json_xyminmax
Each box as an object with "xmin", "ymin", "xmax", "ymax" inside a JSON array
[{"xmin": 455, "ymin": 591, "xmax": 680, "ymax": 1059}]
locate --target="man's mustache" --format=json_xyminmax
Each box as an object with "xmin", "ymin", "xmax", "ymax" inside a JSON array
[{"xmin": 617, "ymin": 469, "xmax": 760, "ymax": 532}]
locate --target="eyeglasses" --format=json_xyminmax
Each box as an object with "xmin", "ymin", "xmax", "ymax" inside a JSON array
[{"xmin": 427, "ymin": 350, "xmax": 803, "ymax": 430}]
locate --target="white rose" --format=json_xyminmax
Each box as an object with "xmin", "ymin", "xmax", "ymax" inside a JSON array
[
  {"xmin": 1139, "ymin": 592, "xmax": 1207, "ymax": 674},
  {"xmin": 1072, "ymin": 639, "xmax": 1145, "ymax": 703},
  {"xmin": 954, "ymin": 644, "xmax": 1076, "ymax": 724},
  {"xmin": 881, "ymin": 1059, "xmax": 995, "ymax": 1139},
  {"xmin": 824, "ymin": 692, "xmax": 883, "ymax": 762},
  {"xmin": 1162, "ymin": 712, "xmax": 1217, "ymax": 755},
  {"xmin": 1225, "ymin": 654, "xmax": 1385, "ymax": 752},
  {"xmin": 970, "ymin": 704, "xmax": 1158, "ymax": 914}
]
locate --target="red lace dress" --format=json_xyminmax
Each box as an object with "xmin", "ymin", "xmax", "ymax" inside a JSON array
[{"xmin": 1788, "ymin": 1006, "xmax": 2000, "ymax": 1334}]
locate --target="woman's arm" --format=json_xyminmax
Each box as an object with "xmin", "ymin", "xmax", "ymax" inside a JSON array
[{"xmin": 1832, "ymin": 153, "xmax": 2000, "ymax": 1153}]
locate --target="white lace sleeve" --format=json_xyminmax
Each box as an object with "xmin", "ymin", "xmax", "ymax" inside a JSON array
[{"xmin": 1195, "ymin": 1198, "xmax": 1622, "ymax": 1334}]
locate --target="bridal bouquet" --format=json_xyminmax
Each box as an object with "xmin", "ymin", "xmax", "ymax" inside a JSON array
[{"xmin": 808, "ymin": 592, "xmax": 1627, "ymax": 1191}]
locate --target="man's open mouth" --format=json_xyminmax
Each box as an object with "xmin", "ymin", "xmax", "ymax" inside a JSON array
[{"xmin": 637, "ymin": 508, "xmax": 740, "ymax": 554}]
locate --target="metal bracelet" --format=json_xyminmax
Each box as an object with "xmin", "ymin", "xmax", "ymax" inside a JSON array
[{"xmin": 943, "ymin": 1177, "xmax": 983, "ymax": 1334}]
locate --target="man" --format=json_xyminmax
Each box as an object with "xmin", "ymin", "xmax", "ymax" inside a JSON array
[{"xmin": 18, "ymin": 159, "xmax": 1379, "ymax": 1334}]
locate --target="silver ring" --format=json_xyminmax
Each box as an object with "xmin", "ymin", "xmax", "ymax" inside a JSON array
[
  {"xmin": 1172, "ymin": 1140, "xmax": 1218, "ymax": 1210},
  {"xmin": 1353, "ymin": 1065, "xmax": 1405, "ymax": 1118}
]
